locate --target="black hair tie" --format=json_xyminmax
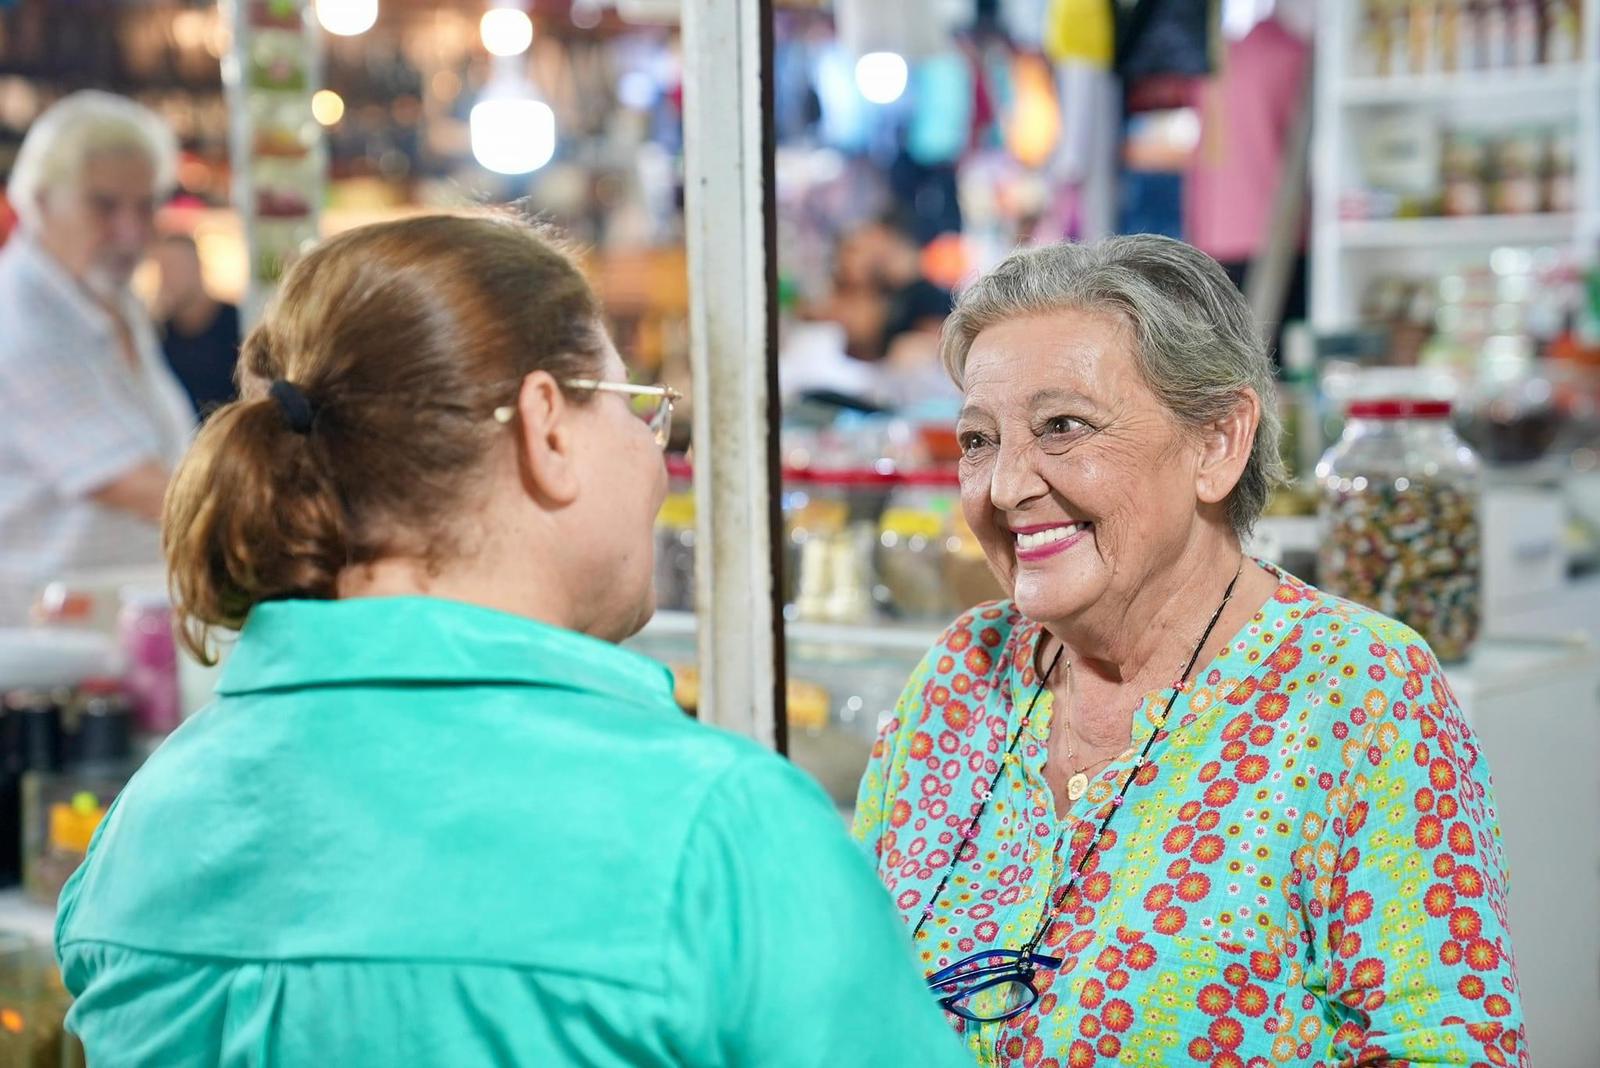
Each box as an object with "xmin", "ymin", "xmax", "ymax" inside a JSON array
[{"xmin": 269, "ymin": 379, "xmax": 316, "ymax": 435}]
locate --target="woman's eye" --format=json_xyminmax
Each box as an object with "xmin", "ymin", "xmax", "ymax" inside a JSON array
[
  {"xmin": 958, "ymin": 431, "xmax": 992, "ymax": 455},
  {"xmin": 1042, "ymin": 416, "xmax": 1083, "ymax": 436}
]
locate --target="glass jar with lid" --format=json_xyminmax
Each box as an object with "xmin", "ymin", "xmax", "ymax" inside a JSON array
[{"xmin": 1316, "ymin": 398, "xmax": 1482, "ymax": 662}]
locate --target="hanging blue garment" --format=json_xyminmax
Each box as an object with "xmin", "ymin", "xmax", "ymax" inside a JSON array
[{"xmin": 907, "ymin": 51, "xmax": 974, "ymax": 165}]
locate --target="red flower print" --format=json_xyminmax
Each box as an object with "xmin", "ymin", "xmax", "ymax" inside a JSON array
[
  {"xmin": 1251, "ymin": 951, "xmax": 1283, "ymax": 982},
  {"xmin": 1194, "ymin": 835, "xmax": 1226, "ymax": 863},
  {"xmin": 1198, "ymin": 983, "xmax": 1234, "ymax": 1015},
  {"xmin": 1177, "ymin": 872, "xmax": 1212, "ymax": 902},
  {"xmin": 1270, "ymin": 644, "xmax": 1304, "ymax": 672},
  {"xmin": 890, "ymin": 800, "xmax": 912, "ymax": 828},
  {"xmin": 979, "ymin": 626, "xmax": 1002, "ymax": 647},
  {"xmin": 1178, "ymin": 800, "xmax": 1204, "ymax": 821},
  {"xmin": 1066, "ymin": 1040, "xmax": 1094, "ymax": 1068},
  {"xmin": 1450, "ymin": 908, "xmax": 1484, "ymax": 941},
  {"xmin": 1416, "ymin": 815, "xmax": 1445, "ymax": 850},
  {"xmin": 948, "ymin": 630, "xmax": 971, "ymax": 653},
  {"xmin": 1188, "ymin": 1038, "xmax": 1214, "ymax": 1060},
  {"xmin": 1107, "ymin": 969, "xmax": 1131, "ymax": 991},
  {"xmin": 1222, "ymin": 739, "xmax": 1249, "ymax": 762},
  {"xmin": 1255, "ymin": 690, "xmax": 1291, "ymax": 721},
  {"xmin": 1081, "ymin": 979, "xmax": 1105, "ymax": 1008},
  {"xmin": 1485, "ymin": 994, "xmax": 1513, "ymax": 1018},
  {"xmin": 943, "ymin": 703, "xmax": 970, "ymax": 730},
  {"xmin": 1102, "ymin": 999, "xmax": 1134, "ymax": 1032},
  {"xmin": 1078, "ymin": 1015, "xmax": 1101, "ymax": 1038},
  {"xmin": 1154, "ymin": 906, "xmax": 1188, "ymax": 935},
  {"xmin": 1453, "ymin": 865, "xmax": 1486, "ymax": 897},
  {"xmin": 1209, "ymin": 1016, "xmax": 1245, "ymax": 1050},
  {"xmin": 1224, "ymin": 963, "xmax": 1249, "ymax": 986},
  {"xmin": 1430, "ymin": 758, "xmax": 1458, "ymax": 790},
  {"xmin": 1236, "ymin": 983, "xmax": 1270, "ymax": 1017},
  {"xmin": 1466, "ymin": 938, "xmax": 1500, "ymax": 971},
  {"xmin": 1222, "ymin": 714, "xmax": 1252, "ymax": 741},
  {"xmin": 974, "ymin": 921, "xmax": 999, "ymax": 942},
  {"xmin": 1082, "ymin": 870, "xmax": 1112, "ymax": 902},
  {"xmin": 1414, "ymin": 787, "xmax": 1435, "ymax": 811},
  {"xmin": 1448, "ymin": 821, "xmax": 1475, "ymax": 855},
  {"xmin": 964, "ymin": 647, "xmax": 993, "ymax": 675},
  {"xmin": 1199, "ymin": 761, "xmax": 1223, "ymax": 784},
  {"xmin": 1096, "ymin": 1034, "xmax": 1121, "ymax": 1058},
  {"xmin": 1145, "ymin": 884, "xmax": 1175, "ymax": 911},
  {"xmin": 909, "ymin": 733, "xmax": 933, "ymax": 760},
  {"xmin": 1439, "ymin": 941, "xmax": 1465, "ymax": 965},
  {"xmin": 1339, "ymin": 931, "xmax": 1363, "ymax": 959},
  {"xmin": 1349, "ymin": 958, "xmax": 1386, "ymax": 989},
  {"xmin": 1095, "ymin": 946, "xmax": 1124, "ymax": 972},
  {"xmin": 1434, "ymin": 853, "xmax": 1456, "ymax": 878},
  {"xmin": 951, "ymin": 673, "xmax": 972, "ymax": 694},
  {"xmin": 1458, "ymin": 975, "xmax": 1486, "ymax": 999},
  {"xmin": 1236, "ymin": 755, "xmax": 1270, "ymax": 783},
  {"xmin": 1227, "ymin": 677, "xmax": 1259, "ymax": 704},
  {"xmin": 1249, "ymin": 724, "xmax": 1276, "ymax": 746},
  {"xmin": 1165, "ymin": 826, "xmax": 1196, "ymax": 853},
  {"xmin": 1125, "ymin": 942, "xmax": 1157, "ymax": 970}
]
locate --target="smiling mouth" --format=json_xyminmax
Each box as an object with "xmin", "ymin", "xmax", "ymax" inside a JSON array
[{"xmin": 1014, "ymin": 522, "xmax": 1091, "ymax": 552}]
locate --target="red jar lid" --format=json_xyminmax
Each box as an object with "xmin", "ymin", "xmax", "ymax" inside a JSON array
[{"xmin": 1346, "ymin": 398, "xmax": 1453, "ymax": 419}]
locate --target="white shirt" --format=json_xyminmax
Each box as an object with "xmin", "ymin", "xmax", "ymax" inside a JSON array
[{"xmin": 0, "ymin": 234, "xmax": 195, "ymax": 625}]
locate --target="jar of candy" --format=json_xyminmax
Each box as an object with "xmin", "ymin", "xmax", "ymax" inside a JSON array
[{"xmin": 1316, "ymin": 398, "xmax": 1482, "ymax": 662}]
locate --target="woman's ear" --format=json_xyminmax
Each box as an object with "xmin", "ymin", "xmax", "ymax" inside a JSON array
[
  {"xmin": 510, "ymin": 372, "xmax": 581, "ymax": 507},
  {"xmin": 1195, "ymin": 388, "xmax": 1261, "ymax": 507}
]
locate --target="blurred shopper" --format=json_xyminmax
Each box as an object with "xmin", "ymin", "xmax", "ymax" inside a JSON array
[
  {"xmin": 0, "ymin": 92, "xmax": 193, "ymax": 624},
  {"xmin": 56, "ymin": 214, "xmax": 972, "ymax": 1068},
  {"xmin": 152, "ymin": 232, "xmax": 240, "ymax": 418}
]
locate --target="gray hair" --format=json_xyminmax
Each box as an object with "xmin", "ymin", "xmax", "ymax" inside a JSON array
[
  {"xmin": 7, "ymin": 91, "xmax": 178, "ymax": 229},
  {"xmin": 941, "ymin": 235, "xmax": 1285, "ymax": 536}
]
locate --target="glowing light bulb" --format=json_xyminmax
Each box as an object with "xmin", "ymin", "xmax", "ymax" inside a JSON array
[
  {"xmin": 311, "ymin": 89, "xmax": 345, "ymax": 126},
  {"xmin": 470, "ymin": 97, "xmax": 557, "ymax": 174},
  {"xmin": 480, "ymin": 7, "xmax": 534, "ymax": 57},
  {"xmin": 315, "ymin": 0, "xmax": 378, "ymax": 37},
  {"xmin": 855, "ymin": 51, "xmax": 908, "ymax": 105}
]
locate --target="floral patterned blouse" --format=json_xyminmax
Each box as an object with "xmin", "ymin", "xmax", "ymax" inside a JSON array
[{"xmin": 853, "ymin": 569, "xmax": 1527, "ymax": 1067}]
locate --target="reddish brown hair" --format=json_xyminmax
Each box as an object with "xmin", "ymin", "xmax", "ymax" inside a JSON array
[{"xmin": 163, "ymin": 213, "xmax": 607, "ymax": 661}]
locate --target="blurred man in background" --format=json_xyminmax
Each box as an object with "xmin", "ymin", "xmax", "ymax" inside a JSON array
[
  {"xmin": 152, "ymin": 232, "xmax": 239, "ymax": 418},
  {"xmin": 0, "ymin": 91, "xmax": 194, "ymax": 624}
]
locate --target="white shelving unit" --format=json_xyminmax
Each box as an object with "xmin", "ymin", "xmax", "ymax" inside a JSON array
[{"xmin": 1311, "ymin": 1, "xmax": 1600, "ymax": 330}]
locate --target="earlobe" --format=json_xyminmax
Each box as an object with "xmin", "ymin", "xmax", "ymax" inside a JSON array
[{"xmin": 515, "ymin": 373, "xmax": 581, "ymax": 507}]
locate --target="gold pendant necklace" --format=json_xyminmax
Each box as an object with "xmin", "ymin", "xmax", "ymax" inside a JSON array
[{"xmin": 1066, "ymin": 771, "xmax": 1090, "ymax": 801}]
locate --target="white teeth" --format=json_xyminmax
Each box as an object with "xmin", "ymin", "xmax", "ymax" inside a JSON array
[{"xmin": 1015, "ymin": 523, "xmax": 1087, "ymax": 551}]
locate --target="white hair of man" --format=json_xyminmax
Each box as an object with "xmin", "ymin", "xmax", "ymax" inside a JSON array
[{"xmin": 7, "ymin": 90, "xmax": 178, "ymax": 230}]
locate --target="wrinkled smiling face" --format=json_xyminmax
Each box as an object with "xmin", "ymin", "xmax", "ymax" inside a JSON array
[{"xmin": 956, "ymin": 308, "xmax": 1207, "ymax": 625}]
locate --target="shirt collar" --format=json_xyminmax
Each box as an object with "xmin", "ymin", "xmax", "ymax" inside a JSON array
[
  {"xmin": 217, "ymin": 596, "xmax": 677, "ymax": 711},
  {"xmin": 5, "ymin": 232, "xmax": 117, "ymax": 340}
]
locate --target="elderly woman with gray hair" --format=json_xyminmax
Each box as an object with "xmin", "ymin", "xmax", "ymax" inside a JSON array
[{"xmin": 853, "ymin": 236, "xmax": 1525, "ymax": 1067}]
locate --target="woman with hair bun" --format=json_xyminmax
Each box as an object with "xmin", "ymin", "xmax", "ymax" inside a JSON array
[{"xmin": 56, "ymin": 214, "xmax": 970, "ymax": 1068}]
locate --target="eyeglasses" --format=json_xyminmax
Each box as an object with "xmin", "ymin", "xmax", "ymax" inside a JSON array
[
  {"xmin": 925, "ymin": 950, "xmax": 1065, "ymax": 1023},
  {"xmin": 494, "ymin": 379, "xmax": 683, "ymax": 448}
]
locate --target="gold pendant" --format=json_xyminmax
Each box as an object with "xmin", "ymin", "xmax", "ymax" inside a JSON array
[{"xmin": 1066, "ymin": 773, "xmax": 1090, "ymax": 801}]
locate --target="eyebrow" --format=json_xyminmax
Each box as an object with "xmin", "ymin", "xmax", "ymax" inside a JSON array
[{"xmin": 1028, "ymin": 388, "xmax": 1095, "ymax": 409}]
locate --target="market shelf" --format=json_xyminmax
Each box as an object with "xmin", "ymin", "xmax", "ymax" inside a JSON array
[
  {"xmin": 1340, "ymin": 65, "xmax": 1589, "ymax": 107},
  {"xmin": 1337, "ymin": 213, "xmax": 1580, "ymax": 249},
  {"xmin": 642, "ymin": 610, "xmax": 943, "ymax": 653}
]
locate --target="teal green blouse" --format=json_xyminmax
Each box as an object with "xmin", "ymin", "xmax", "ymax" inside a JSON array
[{"xmin": 57, "ymin": 597, "xmax": 970, "ymax": 1067}]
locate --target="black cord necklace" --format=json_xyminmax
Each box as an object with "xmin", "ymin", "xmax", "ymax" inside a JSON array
[{"xmin": 912, "ymin": 561, "xmax": 1246, "ymax": 957}]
